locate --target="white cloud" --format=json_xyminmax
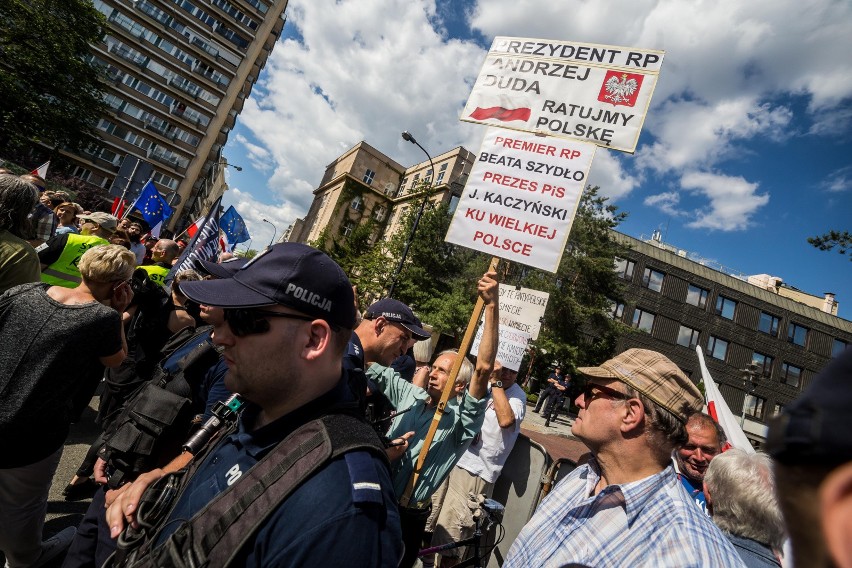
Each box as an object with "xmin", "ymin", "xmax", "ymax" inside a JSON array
[
  {"xmin": 680, "ymin": 171, "xmax": 769, "ymax": 231},
  {"xmin": 643, "ymin": 191, "xmax": 684, "ymax": 218},
  {"xmin": 234, "ymin": 134, "xmax": 273, "ymax": 172},
  {"xmin": 587, "ymin": 150, "xmax": 639, "ymax": 202},
  {"xmin": 819, "ymin": 166, "xmax": 852, "ymax": 193}
]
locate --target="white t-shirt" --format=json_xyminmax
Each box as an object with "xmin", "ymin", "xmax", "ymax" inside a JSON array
[{"xmin": 456, "ymin": 382, "xmax": 526, "ymax": 483}]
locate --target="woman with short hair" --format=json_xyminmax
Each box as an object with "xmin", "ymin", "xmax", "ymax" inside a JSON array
[
  {"xmin": 53, "ymin": 202, "xmax": 81, "ymax": 235},
  {"xmin": 0, "ymin": 244, "xmax": 135, "ymax": 567}
]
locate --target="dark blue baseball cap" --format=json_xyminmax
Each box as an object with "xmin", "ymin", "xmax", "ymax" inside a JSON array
[
  {"xmin": 767, "ymin": 346, "xmax": 852, "ymax": 465},
  {"xmin": 365, "ymin": 298, "xmax": 430, "ymax": 340},
  {"xmin": 194, "ymin": 256, "xmax": 248, "ymax": 279},
  {"xmin": 180, "ymin": 243, "xmax": 356, "ymax": 329}
]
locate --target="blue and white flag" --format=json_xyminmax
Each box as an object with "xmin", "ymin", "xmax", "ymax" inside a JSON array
[
  {"xmin": 130, "ymin": 180, "xmax": 172, "ymax": 226},
  {"xmin": 220, "ymin": 205, "xmax": 251, "ymax": 251},
  {"xmin": 165, "ymin": 197, "xmax": 222, "ymax": 290}
]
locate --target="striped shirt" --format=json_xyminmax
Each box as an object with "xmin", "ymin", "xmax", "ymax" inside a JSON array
[{"xmin": 505, "ymin": 459, "xmax": 746, "ymax": 568}]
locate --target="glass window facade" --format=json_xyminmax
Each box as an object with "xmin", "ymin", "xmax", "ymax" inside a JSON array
[{"xmin": 642, "ymin": 268, "xmax": 665, "ymax": 292}]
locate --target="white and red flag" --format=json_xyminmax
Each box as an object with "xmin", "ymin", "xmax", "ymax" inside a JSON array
[
  {"xmin": 695, "ymin": 346, "xmax": 755, "ymax": 454},
  {"xmin": 31, "ymin": 161, "xmax": 50, "ymax": 178}
]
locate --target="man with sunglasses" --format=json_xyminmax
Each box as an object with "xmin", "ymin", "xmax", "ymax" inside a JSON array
[
  {"xmin": 104, "ymin": 243, "xmax": 402, "ymax": 567},
  {"xmin": 505, "ymin": 349, "xmax": 745, "ymax": 567}
]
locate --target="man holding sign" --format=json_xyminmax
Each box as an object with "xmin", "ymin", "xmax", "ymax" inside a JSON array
[{"xmin": 365, "ymin": 271, "xmax": 500, "ymax": 568}]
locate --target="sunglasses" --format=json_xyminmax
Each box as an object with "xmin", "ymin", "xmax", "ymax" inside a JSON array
[
  {"xmin": 223, "ymin": 308, "xmax": 319, "ymax": 337},
  {"xmin": 582, "ymin": 382, "xmax": 631, "ymax": 402}
]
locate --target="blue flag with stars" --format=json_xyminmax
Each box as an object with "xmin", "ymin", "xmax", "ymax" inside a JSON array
[
  {"xmin": 220, "ymin": 205, "xmax": 251, "ymax": 251},
  {"xmin": 131, "ymin": 180, "xmax": 172, "ymax": 227}
]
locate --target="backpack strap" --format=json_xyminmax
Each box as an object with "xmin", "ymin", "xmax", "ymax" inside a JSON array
[{"xmin": 131, "ymin": 412, "xmax": 386, "ymax": 568}]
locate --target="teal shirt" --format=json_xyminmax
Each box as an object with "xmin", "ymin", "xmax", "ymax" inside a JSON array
[{"xmin": 367, "ymin": 363, "xmax": 487, "ymax": 504}]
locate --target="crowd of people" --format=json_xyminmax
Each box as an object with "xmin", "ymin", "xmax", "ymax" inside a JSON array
[{"xmin": 0, "ymin": 170, "xmax": 850, "ymax": 567}]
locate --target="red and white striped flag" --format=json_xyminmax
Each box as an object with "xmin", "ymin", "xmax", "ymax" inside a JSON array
[
  {"xmin": 31, "ymin": 161, "xmax": 50, "ymax": 179},
  {"xmin": 695, "ymin": 346, "xmax": 755, "ymax": 454},
  {"xmin": 185, "ymin": 216, "xmax": 205, "ymax": 238}
]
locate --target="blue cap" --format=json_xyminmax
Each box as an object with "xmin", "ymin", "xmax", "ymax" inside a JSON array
[
  {"xmin": 366, "ymin": 298, "xmax": 430, "ymax": 340},
  {"xmin": 180, "ymin": 243, "xmax": 356, "ymax": 329},
  {"xmin": 194, "ymin": 257, "xmax": 248, "ymax": 279}
]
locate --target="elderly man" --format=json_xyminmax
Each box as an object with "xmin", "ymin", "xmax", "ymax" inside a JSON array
[
  {"xmin": 104, "ymin": 243, "xmax": 401, "ymax": 567},
  {"xmin": 139, "ymin": 238, "xmax": 179, "ymax": 286},
  {"xmin": 37, "ymin": 211, "xmax": 117, "ymax": 288},
  {"xmin": 366, "ymin": 271, "xmax": 499, "ymax": 568},
  {"xmin": 432, "ymin": 361, "xmax": 526, "ymax": 566},
  {"xmin": 767, "ymin": 346, "xmax": 852, "ymax": 568},
  {"xmin": 704, "ymin": 449, "xmax": 785, "ymax": 567},
  {"xmin": 505, "ymin": 348, "xmax": 744, "ymax": 567},
  {"xmin": 675, "ymin": 411, "xmax": 726, "ymax": 514}
]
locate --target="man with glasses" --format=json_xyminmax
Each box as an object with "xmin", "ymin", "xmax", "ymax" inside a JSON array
[
  {"xmin": 504, "ymin": 349, "xmax": 745, "ymax": 567},
  {"xmin": 104, "ymin": 243, "xmax": 402, "ymax": 567}
]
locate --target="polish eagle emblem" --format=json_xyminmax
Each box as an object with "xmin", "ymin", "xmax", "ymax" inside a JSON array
[{"xmin": 597, "ymin": 71, "xmax": 644, "ymax": 107}]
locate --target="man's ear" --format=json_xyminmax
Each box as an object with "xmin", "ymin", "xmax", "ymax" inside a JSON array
[
  {"xmin": 820, "ymin": 461, "xmax": 852, "ymax": 568},
  {"xmin": 620, "ymin": 398, "xmax": 645, "ymax": 433},
  {"xmin": 301, "ymin": 321, "xmax": 331, "ymax": 362}
]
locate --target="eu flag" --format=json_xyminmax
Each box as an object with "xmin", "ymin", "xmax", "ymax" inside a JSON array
[
  {"xmin": 131, "ymin": 180, "xmax": 173, "ymax": 227},
  {"xmin": 220, "ymin": 205, "xmax": 251, "ymax": 251}
]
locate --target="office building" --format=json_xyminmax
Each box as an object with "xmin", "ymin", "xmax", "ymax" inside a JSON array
[{"xmin": 61, "ymin": 0, "xmax": 287, "ymax": 229}]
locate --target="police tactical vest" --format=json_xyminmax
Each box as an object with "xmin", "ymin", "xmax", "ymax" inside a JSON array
[
  {"xmin": 108, "ymin": 412, "xmax": 388, "ymax": 568},
  {"xmin": 41, "ymin": 233, "xmax": 110, "ymax": 288},
  {"xmin": 138, "ymin": 264, "xmax": 170, "ymax": 288}
]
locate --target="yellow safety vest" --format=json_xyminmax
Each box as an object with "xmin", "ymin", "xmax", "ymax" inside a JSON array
[
  {"xmin": 139, "ymin": 264, "xmax": 170, "ymax": 288},
  {"xmin": 41, "ymin": 234, "xmax": 110, "ymax": 288}
]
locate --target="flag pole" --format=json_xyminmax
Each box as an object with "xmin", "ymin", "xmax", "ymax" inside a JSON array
[{"xmin": 122, "ymin": 176, "xmax": 154, "ymax": 221}]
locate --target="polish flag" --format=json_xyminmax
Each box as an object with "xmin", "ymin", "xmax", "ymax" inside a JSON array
[
  {"xmin": 31, "ymin": 161, "xmax": 50, "ymax": 178},
  {"xmin": 696, "ymin": 346, "xmax": 755, "ymax": 454},
  {"xmin": 469, "ymin": 106, "xmax": 531, "ymax": 122},
  {"xmin": 185, "ymin": 216, "xmax": 205, "ymax": 238}
]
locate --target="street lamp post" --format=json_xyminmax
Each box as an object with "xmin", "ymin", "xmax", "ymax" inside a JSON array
[
  {"xmin": 262, "ymin": 218, "xmax": 277, "ymax": 247},
  {"xmin": 739, "ymin": 361, "xmax": 761, "ymax": 427},
  {"xmin": 387, "ymin": 131, "xmax": 435, "ymax": 297}
]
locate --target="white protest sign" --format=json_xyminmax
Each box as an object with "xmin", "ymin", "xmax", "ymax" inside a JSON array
[
  {"xmin": 498, "ymin": 284, "xmax": 549, "ymax": 340},
  {"xmin": 472, "ymin": 324, "xmax": 532, "ymax": 372},
  {"xmin": 445, "ymin": 127, "xmax": 594, "ymax": 272},
  {"xmin": 461, "ymin": 37, "xmax": 665, "ymax": 153}
]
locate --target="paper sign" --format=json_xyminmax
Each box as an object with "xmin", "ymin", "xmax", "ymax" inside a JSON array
[
  {"xmin": 445, "ymin": 127, "xmax": 594, "ymax": 272},
  {"xmin": 462, "ymin": 37, "xmax": 664, "ymax": 153},
  {"xmin": 498, "ymin": 284, "xmax": 549, "ymax": 340},
  {"xmin": 472, "ymin": 324, "xmax": 532, "ymax": 372}
]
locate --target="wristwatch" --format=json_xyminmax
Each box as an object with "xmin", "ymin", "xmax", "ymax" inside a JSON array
[{"xmin": 493, "ymin": 381, "xmax": 504, "ymax": 388}]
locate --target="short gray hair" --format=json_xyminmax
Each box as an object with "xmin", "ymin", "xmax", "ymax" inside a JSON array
[
  {"xmin": 435, "ymin": 349, "xmax": 474, "ymax": 386},
  {"xmin": 0, "ymin": 174, "xmax": 38, "ymax": 237},
  {"xmin": 704, "ymin": 449, "xmax": 786, "ymax": 551}
]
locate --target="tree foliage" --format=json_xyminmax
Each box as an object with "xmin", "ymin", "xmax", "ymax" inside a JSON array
[
  {"xmin": 0, "ymin": 0, "xmax": 108, "ymax": 154},
  {"xmin": 808, "ymin": 230, "xmax": 851, "ymax": 260}
]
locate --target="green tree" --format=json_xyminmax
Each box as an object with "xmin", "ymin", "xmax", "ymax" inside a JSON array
[
  {"xmin": 0, "ymin": 0, "xmax": 108, "ymax": 154},
  {"xmin": 808, "ymin": 230, "xmax": 851, "ymax": 260},
  {"xmin": 235, "ymin": 248, "xmax": 259, "ymax": 259}
]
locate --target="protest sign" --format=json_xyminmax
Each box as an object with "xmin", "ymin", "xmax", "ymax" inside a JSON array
[
  {"xmin": 445, "ymin": 127, "xmax": 594, "ymax": 272},
  {"xmin": 472, "ymin": 324, "xmax": 532, "ymax": 372},
  {"xmin": 498, "ymin": 284, "xmax": 549, "ymax": 339},
  {"xmin": 462, "ymin": 37, "xmax": 664, "ymax": 153}
]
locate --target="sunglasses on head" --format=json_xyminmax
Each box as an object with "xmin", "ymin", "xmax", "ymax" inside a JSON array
[
  {"xmin": 223, "ymin": 308, "xmax": 323, "ymax": 337},
  {"xmin": 582, "ymin": 381, "xmax": 631, "ymax": 402}
]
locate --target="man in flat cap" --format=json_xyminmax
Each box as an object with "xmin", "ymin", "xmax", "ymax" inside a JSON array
[{"xmin": 505, "ymin": 348, "xmax": 744, "ymax": 567}]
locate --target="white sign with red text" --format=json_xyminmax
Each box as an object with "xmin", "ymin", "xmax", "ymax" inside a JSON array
[
  {"xmin": 471, "ymin": 324, "xmax": 532, "ymax": 372},
  {"xmin": 445, "ymin": 127, "xmax": 594, "ymax": 272},
  {"xmin": 498, "ymin": 284, "xmax": 549, "ymax": 340},
  {"xmin": 461, "ymin": 37, "xmax": 664, "ymax": 153}
]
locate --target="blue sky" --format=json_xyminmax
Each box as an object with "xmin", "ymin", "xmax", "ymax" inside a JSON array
[{"xmin": 219, "ymin": 0, "xmax": 852, "ymax": 318}]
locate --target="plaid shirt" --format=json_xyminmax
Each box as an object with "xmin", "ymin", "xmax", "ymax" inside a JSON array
[
  {"xmin": 30, "ymin": 203, "xmax": 57, "ymax": 241},
  {"xmin": 505, "ymin": 459, "xmax": 745, "ymax": 568}
]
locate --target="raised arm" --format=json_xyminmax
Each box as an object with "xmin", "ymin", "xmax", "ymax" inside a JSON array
[{"xmin": 467, "ymin": 271, "xmax": 499, "ymax": 400}]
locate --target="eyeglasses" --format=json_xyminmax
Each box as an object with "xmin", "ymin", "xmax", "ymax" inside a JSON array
[
  {"xmin": 582, "ymin": 382, "xmax": 631, "ymax": 402},
  {"xmin": 223, "ymin": 308, "xmax": 318, "ymax": 337}
]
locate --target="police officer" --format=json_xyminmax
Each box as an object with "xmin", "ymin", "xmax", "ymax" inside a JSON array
[{"xmin": 37, "ymin": 211, "xmax": 118, "ymax": 288}]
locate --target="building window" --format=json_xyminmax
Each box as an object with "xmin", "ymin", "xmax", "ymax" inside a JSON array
[
  {"xmin": 685, "ymin": 284, "xmax": 709, "ymax": 309},
  {"xmin": 351, "ymin": 195, "xmax": 364, "ymax": 212},
  {"xmin": 781, "ymin": 362, "xmax": 803, "ymax": 388},
  {"xmin": 772, "ymin": 403, "xmax": 784, "ymax": 417},
  {"xmin": 832, "ymin": 338, "xmax": 848, "ymax": 357},
  {"xmin": 363, "ymin": 169, "xmax": 375, "ymax": 185},
  {"xmin": 436, "ymin": 171, "xmax": 445, "ymax": 184},
  {"xmin": 743, "ymin": 394, "xmax": 766, "ymax": 420},
  {"xmin": 677, "ymin": 325, "xmax": 700, "ymax": 348},
  {"xmin": 614, "ymin": 257, "xmax": 635, "ymax": 280},
  {"xmin": 752, "ymin": 352, "xmax": 774, "ymax": 378},
  {"xmin": 787, "ymin": 323, "xmax": 809, "ymax": 347},
  {"xmin": 372, "ymin": 205, "xmax": 385, "ymax": 221},
  {"xmin": 707, "ymin": 335, "xmax": 729, "ymax": 361},
  {"xmin": 759, "ymin": 312, "xmax": 781, "ymax": 337},
  {"xmin": 607, "ymin": 300, "xmax": 625, "ymax": 320},
  {"xmin": 714, "ymin": 295, "xmax": 737, "ymax": 320},
  {"xmin": 642, "ymin": 268, "xmax": 665, "ymax": 292},
  {"xmin": 439, "ymin": 162, "xmax": 448, "ymax": 172},
  {"xmin": 341, "ymin": 220, "xmax": 355, "ymax": 237},
  {"xmin": 632, "ymin": 308, "xmax": 655, "ymax": 332}
]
